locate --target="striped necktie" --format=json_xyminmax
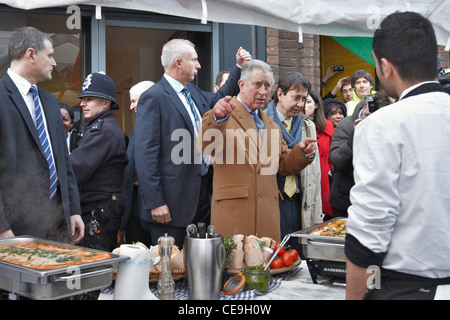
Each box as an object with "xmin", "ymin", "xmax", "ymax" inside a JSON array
[
  {"xmin": 30, "ymin": 86, "xmax": 57, "ymax": 200},
  {"xmin": 181, "ymin": 87, "xmax": 200, "ymax": 125},
  {"xmin": 283, "ymin": 119, "xmax": 297, "ymax": 198},
  {"xmin": 181, "ymin": 87, "xmax": 209, "ymax": 175}
]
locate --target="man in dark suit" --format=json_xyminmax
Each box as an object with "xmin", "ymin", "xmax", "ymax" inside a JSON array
[
  {"xmin": 134, "ymin": 39, "xmax": 251, "ymax": 247},
  {"xmin": 0, "ymin": 27, "xmax": 84, "ymax": 243}
]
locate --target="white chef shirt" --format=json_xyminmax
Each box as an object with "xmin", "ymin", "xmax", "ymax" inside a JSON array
[{"xmin": 347, "ymin": 83, "xmax": 450, "ymax": 279}]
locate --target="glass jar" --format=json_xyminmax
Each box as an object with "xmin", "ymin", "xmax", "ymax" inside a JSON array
[{"xmin": 242, "ymin": 266, "xmax": 270, "ymax": 293}]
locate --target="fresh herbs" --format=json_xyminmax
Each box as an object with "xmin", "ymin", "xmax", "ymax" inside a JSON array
[{"xmin": 224, "ymin": 230, "xmax": 241, "ymax": 269}]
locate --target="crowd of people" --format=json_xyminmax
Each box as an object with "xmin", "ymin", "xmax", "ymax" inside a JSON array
[{"xmin": 0, "ymin": 11, "xmax": 449, "ymax": 300}]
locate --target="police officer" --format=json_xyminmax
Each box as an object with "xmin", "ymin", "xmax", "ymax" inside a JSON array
[{"xmin": 70, "ymin": 72, "xmax": 128, "ymax": 252}]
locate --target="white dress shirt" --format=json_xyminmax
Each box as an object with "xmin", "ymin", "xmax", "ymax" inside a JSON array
[
  {"xmin": 163, "ymin": 74, "xmax": 202, "ymax": 136},
  {"xmin": 7, "ymin": 68, "xmax": 57, "ymax": 170},
  {"xmin": 163, "ymin": 73, "xmax": 209, "ymax": 171}
]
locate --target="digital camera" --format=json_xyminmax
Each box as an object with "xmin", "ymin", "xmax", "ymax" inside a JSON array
[
  {"xmin": 365, "ymin": 94, "xmax": 379, "ymax": 113},
  {"xmin": 438, "ymin": 68, "xmax": 450, "ymax": 94}
]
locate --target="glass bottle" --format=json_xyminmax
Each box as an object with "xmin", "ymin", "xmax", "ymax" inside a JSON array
[{"xmin": 157, "ymin": 233, "xmax": 175, "ymax": 300}]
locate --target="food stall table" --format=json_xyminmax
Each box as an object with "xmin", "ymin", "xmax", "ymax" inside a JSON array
[
  {"xmin": 99, "ymin": 260, "xmax": 345, "ymax": 300},
  {"xmin": 254, "ymin": 260, "xmax": 345, "ymax": 300}
]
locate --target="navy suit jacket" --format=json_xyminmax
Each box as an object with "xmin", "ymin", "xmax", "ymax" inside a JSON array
[
  {"xmin": 120, "ymin": 129, "xmax": 139, "ymax": 229},
  {"xmin": 0, "ymin": 73, "xmax": 81, "ymax": 238},
  {"xmin": 134, "ymin": 65, "xmax": 240, "ymax": 227}
]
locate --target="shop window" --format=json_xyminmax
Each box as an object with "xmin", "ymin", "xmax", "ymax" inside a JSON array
[{"xmin": 0, "ymin": 11, "xmax": 82, "ymax": 121}]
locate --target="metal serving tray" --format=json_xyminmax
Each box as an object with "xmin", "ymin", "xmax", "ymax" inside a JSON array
[
  {"xmin": 0, "ymin": 236, "xmax": 129, "ymax": 300},
  {"xmin": 290, "ymin": 218, "xmax": 347, "ymax": 263}
]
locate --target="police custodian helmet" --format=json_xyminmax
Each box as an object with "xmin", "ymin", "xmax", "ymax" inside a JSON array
[{"xmin": 77, "ymin": 72, "xmax": 119, "ymax": 110}]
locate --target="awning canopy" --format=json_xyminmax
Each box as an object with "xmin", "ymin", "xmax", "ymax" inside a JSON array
[{"xmin": 1, "ymin": 0, "xmax": 449, "ymax": 50}]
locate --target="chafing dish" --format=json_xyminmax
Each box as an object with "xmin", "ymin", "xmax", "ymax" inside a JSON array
[
  {"xmin": 291, "ymin": 218, "xmax": 347, "ymax": 262},
  {"xmin": 291, "ymin": 218, "xmax": 347, "ymax": 284},
  {"xmin": 0, "ymin": 236, "xmax": 128, "ymax": 300}
]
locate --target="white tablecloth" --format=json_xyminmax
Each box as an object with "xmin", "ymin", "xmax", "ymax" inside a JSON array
[
  {"xmin": 255, "ymin": 260, "xmax": 346, "ymax": 300},
  {"xmin": 99, "ymin": 260, "xmax": 346, "ymax": 300}
]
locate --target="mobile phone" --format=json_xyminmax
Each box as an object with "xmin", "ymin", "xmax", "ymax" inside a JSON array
[{"xmin": 334, "ymin": 65, "xmax": 344, "ymax": 71}]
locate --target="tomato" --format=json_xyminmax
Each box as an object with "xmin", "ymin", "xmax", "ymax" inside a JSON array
[
  {"xmin": 274, "ymin": 243, "xmax": 285, "ymax": 257},
  {"xmin": 270, "ymin": 258, "xmax": 283, "ymax": 269},
  {"xmin": 282, "ymin": 252, "xmax": 294, "ymax": 267},
  {"xmin": 289, "ymin": 249, "xmax": 299, "ymax": 261}
]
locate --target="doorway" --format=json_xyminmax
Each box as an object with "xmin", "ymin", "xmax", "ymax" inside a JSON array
[{"xmin": 105, "ymin": 26, "xmax": 212, "ymax": 137}]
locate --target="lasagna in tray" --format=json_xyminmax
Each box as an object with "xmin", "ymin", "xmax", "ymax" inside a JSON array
[{"xmin": 0, "ymin": 242, "xmax": 111, "ymax": 269}]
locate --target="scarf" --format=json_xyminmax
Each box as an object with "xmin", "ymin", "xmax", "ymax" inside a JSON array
[{"xmin": 266, "ymin": 100, "xmax": 302, "ymax": 149}]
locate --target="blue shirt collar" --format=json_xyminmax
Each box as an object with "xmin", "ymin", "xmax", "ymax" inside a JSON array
[{"xmin": 164, "ymin": 73, "xmax": 185, "ymax": 94}]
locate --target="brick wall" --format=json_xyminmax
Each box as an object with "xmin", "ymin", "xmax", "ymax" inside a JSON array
[
  {"xmin": 266, "ymin": 28, "xmax": 321, "ymax": 98},
  {"xmin": 267, "ymin": 28, "xmax": 450, "ymax": 98},
  {"xmin": 438, "ymin": 46, "xmax": 450, "ymax": 69}
]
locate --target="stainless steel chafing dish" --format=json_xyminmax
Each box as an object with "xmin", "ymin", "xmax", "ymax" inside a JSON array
[
  {"xmin": 291, "ymin": 217, "xmax": 347, "ymax": 262},
  {"xmin": 291, "ymin": 218, "xmax": 347, "ymax": 284},
  {"xmin": 0, "ymin": 236, "xmax": 128, "ymax": 300}
]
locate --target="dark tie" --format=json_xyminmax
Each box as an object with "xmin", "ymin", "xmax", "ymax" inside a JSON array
[
  {"xmin": 30, "ymin": 86, "xmax": 57, "ymax": 200},
  {"xmin": 181, "ymin": 87, "xmax": 200, "ymax": 124},
  {"xmin": 181, "ymin": 87, "xmax": 209, "ymax": 175},
  {"xmin": 250, "ymin": 110, "xmax": 264, "ymax": 137}
]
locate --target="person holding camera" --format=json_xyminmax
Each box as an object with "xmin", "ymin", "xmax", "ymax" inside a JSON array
[
  {"xmin": 328, "ymin": 90, "xmax": 391, "ymax": 218},
  {"xmin": 321, "ymin": 65, "xmax": 353, "ymax": 103},
  {"xmin": 346, "ymin": 70, "xmax": 376, "ymax": 116}
]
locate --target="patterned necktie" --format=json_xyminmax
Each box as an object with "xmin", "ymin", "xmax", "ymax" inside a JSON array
[
  {"xmin": 181, "ymin": 87, "xmax": 209, "ymax": 175},
  {"xmin": 250, "ymin": 110, "xmax": 264, "ymax": 138},
  {"xmin": 30, "ymin": 86, "xmax": 57, "ymax": 200},
  {"xmin": 283, "ymin": 119, "xmax": 297, "ymax": 198},
  {"xmin": 181, "ymin": 87, "xmax": 200, "ymax": 125}
]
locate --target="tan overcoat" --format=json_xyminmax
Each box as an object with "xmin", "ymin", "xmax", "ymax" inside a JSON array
[{"xmin": 198, "ymin": 97, "xmax": 313, "ymax": 241}]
